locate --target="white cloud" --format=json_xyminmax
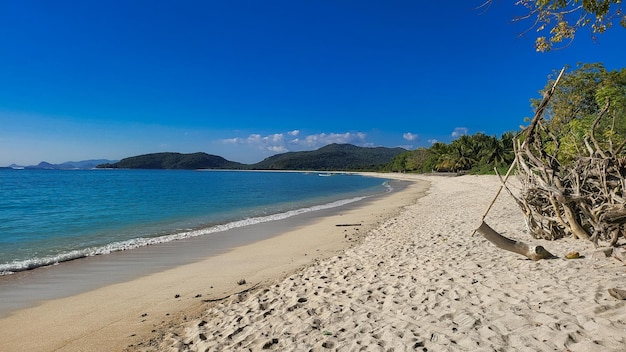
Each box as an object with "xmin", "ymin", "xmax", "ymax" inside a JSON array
[
  {"xmin": 268, "ymin": 145, "xmax": 288, "ymax": 153},
  {"xmin": 428, "ymin": 139, "xmax": 439, "ymax": 144},
  {"xmin": 219, "ymin": 130, "xmax": 368, "ymax": 154},
  {"xmin": 221, "ymin": 137, "xmax": 241, "ymax": 144},
  {"xmin": 247, "ymin": 134, "xmax": 263, "ymax": 143},
  {"xmin": 403, "ymin": 132, "xmax": 418, "ymax": 141},
  {"xmin": 267, "ymin": 133, "xmax": 285, "ymax": 143},
  {"xmin": 451, "ymin": 127, "xmax": 468, "ymax": 138},
  {"xmin": 302, "ymin": 132, "xmax": 367, "ymax": 147}
]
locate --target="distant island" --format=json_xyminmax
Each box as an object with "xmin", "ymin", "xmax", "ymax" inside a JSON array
[
  {"xmin": 4, "ymin": 159, "xmax": 118, "ymax": 170},
  {"xmin": 97, "ymin": 153, "xmax": 243, "ymax": 170},
  {"xmin": 96, "ymin": 144, "xmax": 407, "ymax": 171},
  {"xmin": 2, "ymin": 144, "xmax": 407, "ymax": 172}
]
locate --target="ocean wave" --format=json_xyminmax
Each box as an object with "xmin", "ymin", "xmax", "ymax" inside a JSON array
[{"xmin": 0, "ymin": 195, "xmax": 370, "ymax": 275}]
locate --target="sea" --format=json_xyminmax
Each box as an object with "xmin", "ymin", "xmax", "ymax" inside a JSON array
[
  {"xmin": 0, "ymin": 169, "xmax": 392, "ymax": 276},
  {"xmin": 0, "ymin": 168, "xmax": 400, "ymax": 315}
]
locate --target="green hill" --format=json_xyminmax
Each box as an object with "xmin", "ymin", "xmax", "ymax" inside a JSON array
[
  {"xmin": 97, "ymin": 144, "xmax": 406, "ymax": 171},
  {"xmin": 97, "ymin": 152, "xmax": 245, "ymax": 170},
  {"xmin": 249, "ymin": 143, "xmax": 406, "ymax": 171}
]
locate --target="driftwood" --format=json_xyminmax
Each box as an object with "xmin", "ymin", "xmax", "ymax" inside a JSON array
[
  {"xmin": 476, "ymin": 67, "xmax": 626, "ymax": 255},
  {"xmin": 511, "ymin": 70, "xmax": 626, "ymax": 247},
  {"xmin": 475, "ymin": 222, "xmax": 555, "ymax": 260},
  {"xmin": 472, "ymin": 69, "xmax": 565, "ymax": 260},
  {"xmin": 202, "ymin": 283, "xmax": 260, "ymax": 303}
]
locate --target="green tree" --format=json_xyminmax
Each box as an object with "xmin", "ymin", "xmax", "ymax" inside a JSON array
[
  {"xmin": 427, "ymin": 142, "xmax": 452, "ymax": 171},
  {"xmin": 481, "ymin": 0, "xmax": 625, "ymax": 52},
  {"xmin": 449, "ymin": 136, "xmax": 476, "ymax": 171},
  {"xmin": 388, "ymin": 151, "xmax": 409, "ymax": 172},
  {"xmin": 385, "ymin": 133, "xmax": 516, "ymax": 174},
  {"xmin": 533, "ymin": 63, "xmax": 626, "ymax": 163},
  {"xmin": 595, "ymin": 69, "xmax": 626, "ymax": 142},
  {"xmin": 385, "ymin": 148, "xmax": 435, "ymax": 173},
  {"xmin": 406, "ymin": 148, "xmax": 434, "ymax": 172},
  {"xmin": 481, "ymin": 133, "xmax": 514, "ymax": 168}
]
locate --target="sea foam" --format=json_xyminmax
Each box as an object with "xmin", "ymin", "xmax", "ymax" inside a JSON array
[{"xmin": 0, "ymin": 195, "xmax": 368, "ymax": 275}]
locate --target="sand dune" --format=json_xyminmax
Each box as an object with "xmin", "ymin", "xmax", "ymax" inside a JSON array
[{"xmin": 150, "ymin": 175, "xmax": 626, "ymax": 352}]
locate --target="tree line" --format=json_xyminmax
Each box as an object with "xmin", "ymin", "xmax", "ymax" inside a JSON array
[
  {"xmin": 387, "ymin": 62, "xmax": 626, "ymax": 175},
  {"xmin": 385, "ymin": 132, "xmax": 515, "ymax": 174}
]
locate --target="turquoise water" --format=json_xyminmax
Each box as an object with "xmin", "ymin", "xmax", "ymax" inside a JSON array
[{"xmin": 0, "ymin": 169, "xmax": 389, "ymax": 274}]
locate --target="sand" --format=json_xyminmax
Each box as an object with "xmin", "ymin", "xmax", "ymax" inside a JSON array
[
  {"xmin": 2, "ymin": 174, "xmax": 626, "ymax": 351},
  {"xmin": 145, "ymin": 174, "xmax": 626, "ymax": 351}
]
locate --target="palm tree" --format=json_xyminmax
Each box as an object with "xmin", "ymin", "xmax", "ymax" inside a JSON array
[
  {"xmin": 482, "ymin": 136, "xmax": 514, "ymax": 168},
  {"xmin": 450, "ymin": 135, "xmax": 478, "ymax": 171}
]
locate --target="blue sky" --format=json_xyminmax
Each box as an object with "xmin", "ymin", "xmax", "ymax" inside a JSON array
[{"xmin": 0, "ymin": 1, "xmax": 623, "ymax": 165}]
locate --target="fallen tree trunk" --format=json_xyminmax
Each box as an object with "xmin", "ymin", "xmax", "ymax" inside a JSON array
[{"xmin": 475, "ymin": 222, "xmax": 555, "ymax": 261}]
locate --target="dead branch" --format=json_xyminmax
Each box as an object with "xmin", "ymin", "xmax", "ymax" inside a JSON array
[
  {"xmin": 476, "ymin": 67, "xmax": 625, "ymax": 251},
  {"xmin": 509, "ymin": 69, "xmax": 626, "ymax": 247},
  {"xmin": 475, "ymin": 222, "xmax": 555, "ymax": 260},
  {"xmin": 202, "ymin": 283, "xmax": 261, "ymax": 303}
]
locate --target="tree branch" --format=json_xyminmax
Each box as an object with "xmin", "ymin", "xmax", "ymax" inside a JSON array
[{"xmin": 475, "ymin": 222, "xmax": 555, "ymax": 261}]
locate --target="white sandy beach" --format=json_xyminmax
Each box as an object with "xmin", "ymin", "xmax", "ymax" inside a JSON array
[
  {"xmin": 1, "ymin": 174, "xmax": 625, "ymax": 351},
  {"xmin": 146, "ymin": 174, "xmax": 626, "ymax": 351}
]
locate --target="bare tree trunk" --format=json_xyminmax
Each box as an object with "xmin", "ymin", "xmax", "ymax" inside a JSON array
[{"xmin": 475, "ymin": 222, "xmax": 555, "ymax": 261}]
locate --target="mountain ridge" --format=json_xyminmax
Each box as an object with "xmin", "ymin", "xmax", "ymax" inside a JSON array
[
  {"xmin": 97, "ymin": 152, "xmax": 244, "ymax": 170},
  {"xmin": 97, "ymin": 144, "xmax": 406, "ymax": 171},
  {"xmin": 250, "ymin": 143, "xmax": 406, "ymax": 170}
]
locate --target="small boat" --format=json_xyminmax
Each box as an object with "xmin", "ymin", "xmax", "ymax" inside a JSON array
[{"xmin": 318, "ymin": 173, "xmax": 332, "ymax": 177}]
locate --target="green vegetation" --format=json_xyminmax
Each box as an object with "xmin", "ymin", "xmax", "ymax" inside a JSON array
[
  {"xmin": 388, "ymin": 63, "xmax": 625, "ymax": 175},
  {"xmin": 250, "ymin": 143, "xmax": 406, "ymax": 171},
  {"xmin": 532, "ymin": 63, "xmax": 626, "ymax": 164},
  {"xmin": 482, "ymin": 0, "xmax": 625, "ymax": 52},
  {"xmin": 97, "ymin": 145, "xmax": 406, "ymax": 171},
  {"xmin": 385, "ymin": 132, "xmax": 515, "ymax": 174},
  {"xmin": 97, "ymin": 152, "xmax": 246, "ymax": 170}
]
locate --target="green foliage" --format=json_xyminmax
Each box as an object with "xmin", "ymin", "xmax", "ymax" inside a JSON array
[
  {"xmin": 251, "ymin": 143, "xmax": 406, "ymax": 171},
  {"xmin": 386, "ymin": 148, "xmax": 435, "ymax": 173},
  {"xmin": 386, "ymin": 132, "xmax": 516, "ymax": 174},
  {"xmin": 483, "ymin": 0, "xmax": 625, "ymax": 52},
  {"xmin": 534, "ymin": 63, "xmax": 626, "ymax": 163},
  {"xmin": 98, "ymin": 145, "xmax": 405, "ymax": 171},
  {"xmin": 98, "ymin": 152, "xmax": 245, "ymax": 169},
  {"xmin": 534, "ymin": 63, "xmax": 607, "ymax": 125}
]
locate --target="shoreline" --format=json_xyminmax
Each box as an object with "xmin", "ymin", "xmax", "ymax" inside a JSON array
[
  {"xmin": 0, "ymin": 175, "xmax": 402, "ymax": 316},
  {"xmin": 3, "ymin": 173, "xmax": 625, "ymax": 351},
  {"xmin": 0, "ymin": 169, "xmax": 386, "ymax": 276},
  {"xmin": 0, "ymin": 173, "xmax": 428, "ymax": 351},
  {"xmin": 140, "ymin": 174, "xmax": 626, "ymax": 351}
]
